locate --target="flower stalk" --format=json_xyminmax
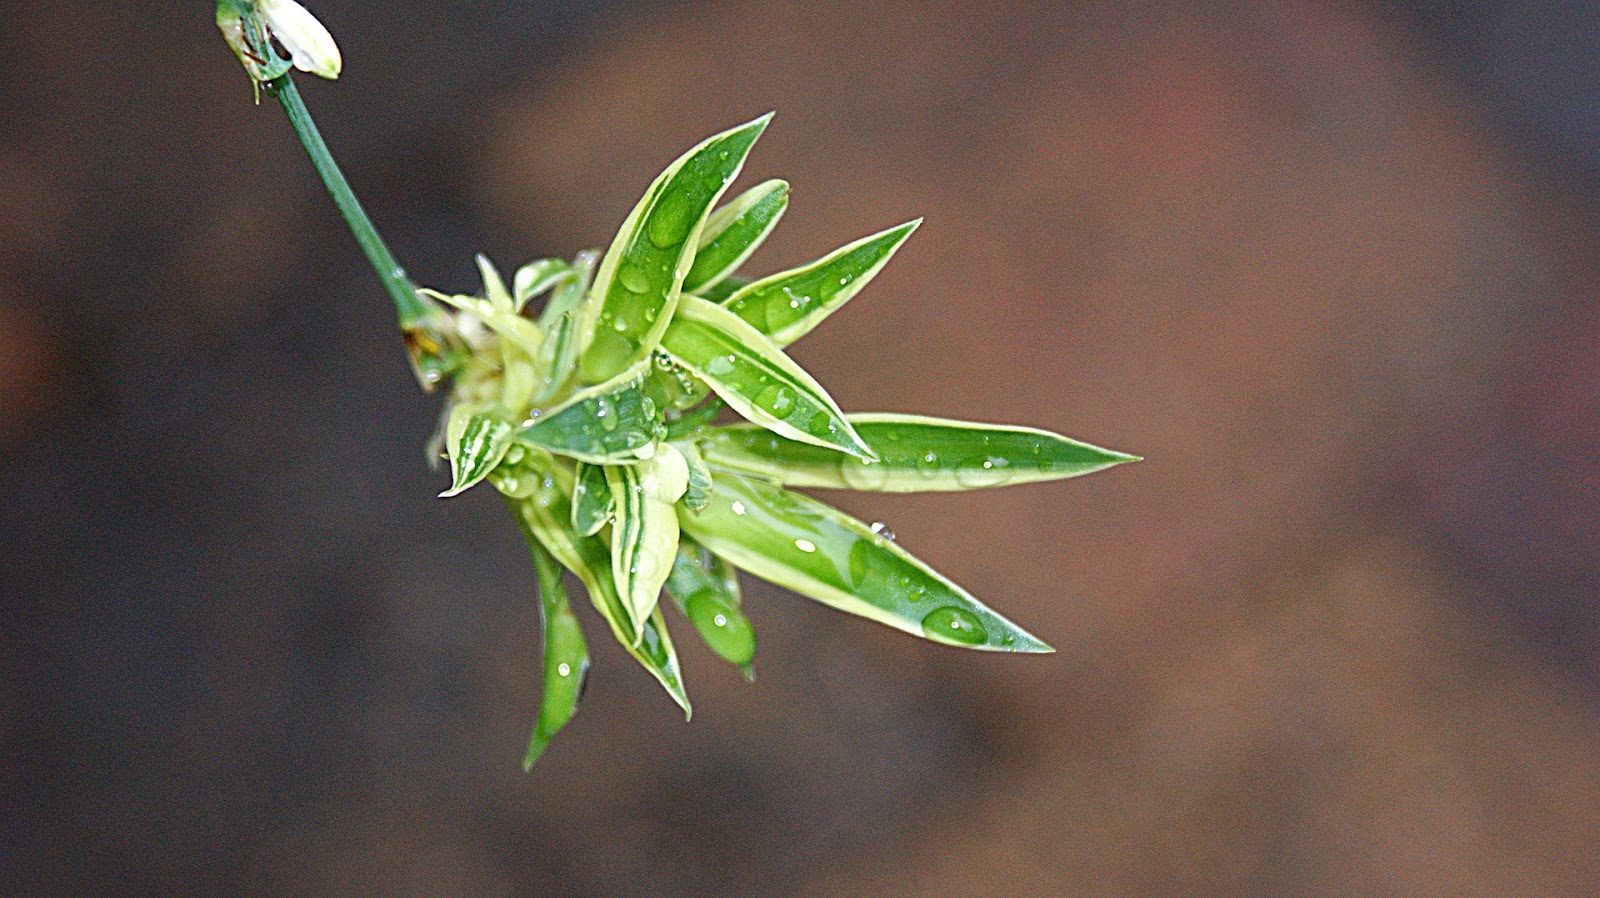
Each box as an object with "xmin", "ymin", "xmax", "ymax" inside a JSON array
[{"xmin": 265, "ymin": 74, "xmax": 461, "ymax": 387}]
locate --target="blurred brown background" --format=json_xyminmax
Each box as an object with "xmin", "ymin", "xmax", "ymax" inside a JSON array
[{"xmin": 4, "ymin": 0, "xmax": 1600, "ymax": 894}]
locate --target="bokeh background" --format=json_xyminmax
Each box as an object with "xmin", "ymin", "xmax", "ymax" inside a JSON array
[{"xmin": 4, "ymin": 1, "xmax": 1600, "ymax": 893}]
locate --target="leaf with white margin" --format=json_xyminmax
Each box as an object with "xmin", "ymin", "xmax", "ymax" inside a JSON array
[
  {"xmin": 508, "ymin": 461, "xmax": 690, "ymax": 716},
  {"xmin": 441, "ymin": 402, "xmax": 516, "ymax": 497},
  {"xmin": 659, "ymin": 295, "xmax": 874, "ymax": 461},
  {"xmin": 679, "ymin": 468, "xmax": 1052, "ymax": 653},
  {"xmin": 698, "ymin": 413, "xmax": 1139, "ymax": 492},
  {"xmin": 606, "ymin": 444, "xmax": 689, "ymax": 643}
]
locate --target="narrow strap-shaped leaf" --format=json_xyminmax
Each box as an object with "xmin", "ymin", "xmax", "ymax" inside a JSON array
[
  {"xmin": 523, "ymin": 537, "xmax": 589, "ymax": 770},
  {"xmin": 577, "ymin": 114, "xmax": 772, "ymax": 386},
  {"xmin": 441, "ymin": 403, "xmax": 517, "ymax": 497},
  {"xmin": 570, "ymin": 462, "xmax": 614, "ymax": 536},
  {"xmin": 682, "ymin": 179, "xmax": 789, "ymax": 295},
  {"xmin": 698, "ymin": 413, "xmax": 1140, "ymax": 492},
  {"xmin": 514, "ymin": 371, "xmax": 662, "ymax": 464},
  {"xmin": 530, "ymin": 309, "xmax": 579, "ymax": 407},
  {"xmin": 476, "ymin": 253, "xmax": 514, "ymax": 311},
  {"xmin": 660, "ymin": 295, "xmax": 875, "ymax": 460},
  {"xmin": 538, "ymin": 249, "xmax": 599, "ymax": 330},
  {"xmin": 663, "ymin": 396, "xmax": 725, "ymax": 441},
  {"xmin": 528, "ymin": 252, "xmax": 600, "ymax": 406},
  {"xmin": 665, "ymin": 537, "xmax": 756, "ymax": 669},
  {"xmin": 509, "ymin": 466, "xmax": 691, "ymax": 716},
  {"xmin": 723, "ymin": 219, "xmax": 919, "ymax": 346},
  {"xmin": 692, "ymin": 274, "xmax": 749, "ymax": 304},
  {"xmin": 679, "ymin": 468, "xmax": 1052, "ymax": 652},
  {"xmin": 605, "ymin": 451, "xmax": 687, "ymax": 644},
  {"xmin": 512, "ymin": 258, "xmax": 575, "ymax": 313}
]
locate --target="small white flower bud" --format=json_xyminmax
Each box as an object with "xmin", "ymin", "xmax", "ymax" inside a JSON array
[{"xmin": 257, "ymin": 0, "xmax": 342, "ymax": 79}]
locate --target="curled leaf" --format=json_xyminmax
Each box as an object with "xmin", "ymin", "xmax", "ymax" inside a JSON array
[
  {"xmin": 441, "ymin": 403, "xmax": 516, "ymax": 497},
  {"xmin": 605, "ymin": 446, "xmax": 688, "ymax": 643}
]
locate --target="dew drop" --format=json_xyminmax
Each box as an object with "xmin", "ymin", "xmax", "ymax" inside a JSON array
[
  {"xmin": 557, "ymin": 662, "xmax": 572, "ymax": 678},
  {"xmin": 618, "ymin": 263, "xmax": 650, "ymax": 293},
  {"xmin": 915, "ymin": 450, "xmax": 941, "ymax": 477},
  {"xmin": 869, "ymin": 521, "xmax": 896, "ymax": 541},
  {"xmin": 730, "ymin": 500, "xmax": 747, "ymax": 516},
  {"xmin": 756, "ymin": 383, "xmax": 795, "ymax": 417},
  {"xmin": 806, "ymin": 412, "xmax": 838, "ymax": 438},
  {"xmin": 920, "ymin": 606, "xmax": 988, "ymax": 646},
  {"xmin": 840, "ymin": 457, "xmax": 890, "ymax": 490},
  {"xmin": 794, "ymin": 538, "xmax": 817, "ymax": 553},
  {"xmin": 953, "ymin": 455, "xmax": 1010, "ymax": 488},
  {"xmin": 647, "ymin": 188, "xmax": 693, "ymax": 249},
  {"xmin": 705, "ymin": 354, "xmax": 736, "ymax": 377}
]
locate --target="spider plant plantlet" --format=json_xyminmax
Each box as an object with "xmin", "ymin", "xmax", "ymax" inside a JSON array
[{"xmin": 216, "ymin": 0, "xmax": 1139, "ymax": 768}]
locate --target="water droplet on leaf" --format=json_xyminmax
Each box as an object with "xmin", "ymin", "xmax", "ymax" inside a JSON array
[
  {"xmin": 618, "ymin": 263, "xmax": 650, "ymax": 294},
  {"xmin": 920, "ymin": 606, "xmax": 988, "ymax": 646}
]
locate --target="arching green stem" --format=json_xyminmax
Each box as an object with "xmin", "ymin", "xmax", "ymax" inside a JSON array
[{"xmin": 265, "ymin": 72, "xmax": 460, "ymax": 388}]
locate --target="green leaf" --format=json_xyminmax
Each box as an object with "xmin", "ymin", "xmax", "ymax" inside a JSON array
[
  {"xmin": 682, "ymin": 179, "xmax": 789, "ymax": 295},
  {"xmin": 512, "ymin": 257, "xmax": 575, "ymax": 313},
  {"xmin": 663, "ymin": 396, "xmax": 725, "ymax": 441},
  {"xmin": 644, "ymin": 353, "xmax": 712, "ymax": 413},
  {"xmin": 692, "ymin": 274, "xmax": 749, "ymax": 304},
  {"xmin": 679, "ymin": 468, "xmax": 1052, "ymax": 652},
  {"xmin": 528, "ymin": 253, "xmax": 599, "ymax": 407},
  {"xmin": 441, "ymin": 403, "xmax": 516, "ymax": 497},
  {"xmin": 723, "ymin": 219, "xmax": 919, "ymax": 346},
  {"xmin": 514, "ymin": 371, "xmax": 662, "ymax": 464},
  {"xmin": 660, "ymin": 295, "xmax": 875, "ymax": 461},
  {"xmin": 698, "ymin": 413, "xmax": 1140, "ymax": 492},
  {"xmin": 665, "ymin": 537, "xmax": 756, "ymax": 669},
  {"xmin": 476, "ymin": 254, "xmax": 514, "ymax": 311},
  {"xmin": 524, "ymin": 537, "xmax": 589, "ymax": 770},
  {"xmin": 577, "ymin": 114, "xmax": 773, "ymax": 385},
  {"xmin": 570, "ymin": 462, "xmax": 614, "ymax": 536},
  {"xmin": 538, "ymin": 249, "xmax": 598, "ymax": 329},
  {"xmin": 508, "ymin": 466, "xmax": 691, "ymax": 716},
  {"xmin": 676, "ymin": 441, "xmax": 713, "ymax": 513},
  {"xmin": 530, "ymin": 310, "xmax": 579, "ymax": 407},
  {"xmin": 605, "ymin": 450, "xmax": 688, "ymax": 644}
]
